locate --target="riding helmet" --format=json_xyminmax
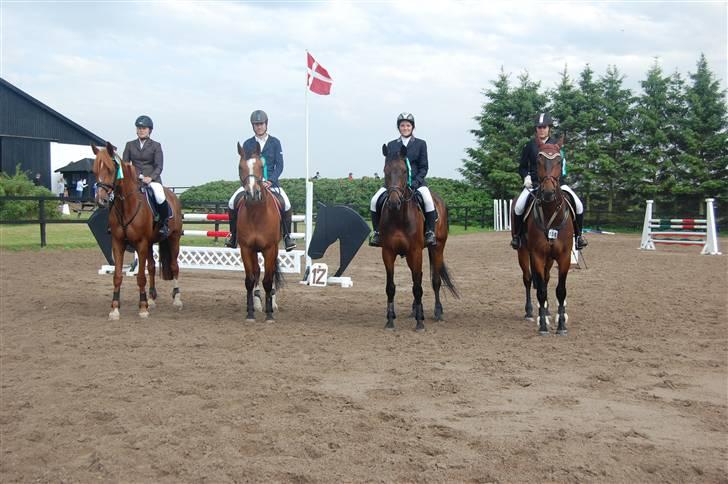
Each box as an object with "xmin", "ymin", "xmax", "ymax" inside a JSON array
[
  {"xmin": 534, "ymin": 112, "xmax": 554, "ymax": 127},
  {"xmin": 135, "ymin": 115, "xmax": 153, "ymax": 129},
  {"xmin": 250, "ymin": 110, "xmax": 268, "ymax": 125},
  {"xmin": 397, "ymin": 112, "xmax": 415, "ymax": 129}
]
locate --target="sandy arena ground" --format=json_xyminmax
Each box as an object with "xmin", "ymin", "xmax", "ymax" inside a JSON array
[{"xmin": 1, "ymin": 232, "xmax": 726, "ymax": 482}]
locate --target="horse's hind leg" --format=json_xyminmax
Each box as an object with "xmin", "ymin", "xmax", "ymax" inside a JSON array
[
  {"xmin": 406, "ymin": 250, "xmax": 425, "ymax": 332},
  {"xmin": 555, "ymin": 258, "xmax": 569, "ymax": 336},
  {"xmin": 518, "ymin": 247, "xmax": 533, "ymax": 321},
  {"xmin": 171, "ymin": 236, "xmax": 182, "ymax": 309},
  {"xmin": 383, "ymin": 250, "xmax": 397, "ymax": 331},
  {"xmin": 261, "ymin": 247, "xmax": 277, "ymax": 323},
  {"xmin": 429, "ymin": 245, "xmax": 444, "ymax": 321},
  {"xmin": 146, "ymin": 243, "xmax": 157, "ymax": 309},
  {"xmin": 530, "ymin": 255, "xmax": 549, "ymax": 335},
  {"xmin": 136, "ymin": 243, "xmax": 150, "ymax": 319},
  {"xmin": 241, "ymin": 249, "xmax": 258, "ymax": 322}
]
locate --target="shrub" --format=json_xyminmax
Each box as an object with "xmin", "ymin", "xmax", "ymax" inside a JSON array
[{"xmin": 0, "ymin": 167, "xmax": 62, "ymax": 221}]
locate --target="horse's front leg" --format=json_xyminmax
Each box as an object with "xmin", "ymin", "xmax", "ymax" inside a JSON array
[
  {"xmin": 109, "ymin": 238, "xmax": 125, "ymax": 320},
  {"xmin": 518, "ymin": 247, "xmax": 534, "ymax": 321},
  {"xmin": 555, "ymin": 256, "xmax": 570, "ymax": 336},
  {"xmin": 383, "ymin": 249, "xmax": 396, "ymax": 331},
  {"xmin": 136, "ymin": 243, "xmax": 150, "ymax": 319},
  {"xmin": 241, "ymin": 249, "xmax": 258, "ymax": 322},
  {"xmin": 146, "ymin": 243, "xmax": 157, "ymax": 309},
  {"xmin": 406, "ymin": 249, "xmax": 425, "ymax": 332},
  {"xmin": 530, "ymin": 254, "xmax": 549, "ymax": 335},
  {"xmin": 261, "ymin": 247, "xmax": 278, "ymax": 323}
]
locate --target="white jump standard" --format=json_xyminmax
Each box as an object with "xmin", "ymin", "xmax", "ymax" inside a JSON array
[{"xmin": 639, "ymin": 198, "xmax": 721, "ymax": 255}]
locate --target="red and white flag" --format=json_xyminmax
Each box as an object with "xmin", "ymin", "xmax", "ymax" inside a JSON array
[{"xmin": 307, "ymin": 52, "xmax": 332, "ymax": 95}]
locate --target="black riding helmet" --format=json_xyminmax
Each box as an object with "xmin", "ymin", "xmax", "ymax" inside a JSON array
[
  {"xmin": 397, "ymin": 112, "xmax": 415, "ymax": 129},
  {"xmin": 135, "ymin": 115, "xmax": 153, "ymax": 129},
  {"xmin": 250, "ymin": 110, "xmax": 268, "ymax": 124},
  {"xmin": 534, "ymin": 112, "xmax": 554, "ymax": 127}
]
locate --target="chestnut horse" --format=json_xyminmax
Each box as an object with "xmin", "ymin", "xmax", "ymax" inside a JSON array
[
  {"xmin": 91, "ymin": 142, "xmax": 182, "ymax": 320},
  {"xmin": 526, "ymin": 136, "xmax": 573, "ymax": 335},
  {"xmin": 235, "ymin": 142, "xmax": 283, "ymax": 322},
  {"xmin": 378, "ymin": 144, "xmax": 458, "ymax": 332}
]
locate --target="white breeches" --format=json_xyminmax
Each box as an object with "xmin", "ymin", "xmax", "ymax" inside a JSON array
[
  {"xmin": 514, "ymin": 185, "xmax": 584, "ymax": 215},
  {"xmin": 370, "ymin": 186, "xmax": 435, "ymax": 212},
  {"xmin": 148, "ymin": 182, "xmax": 166, "ymax": 204},
  {"xmin": 514, "ymin": 187, "xmax": 532, "ymax": 215},
  {"xmin": 229, "ymin": 185, "xmax": 290, "ymax": 211},
  {"xmin": 560, "ymin": 185, "xmax": 583, "ymax": 214}
]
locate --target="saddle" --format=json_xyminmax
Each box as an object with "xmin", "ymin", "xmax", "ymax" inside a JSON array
[
  {"xmin": 140, "ymin": 185, "xmax": 161, "ymax": 222},
  {"xmin": 523, "ymin": 190, "xmax": 576, "ymax": 227},
  {"xmin": 376, "ymin": 189, "xmax": 438, "ymax": 222}
]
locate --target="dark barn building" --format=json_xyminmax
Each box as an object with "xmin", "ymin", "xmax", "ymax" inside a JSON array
[{"xmin": 0, "ymin": 77, "xmax": 105, "ymax": 190}]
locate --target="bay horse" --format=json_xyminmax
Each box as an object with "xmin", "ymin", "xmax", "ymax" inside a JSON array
[
  {"xmin": 526, "ymin": 136, "xmax": 573, "ymax": 335},
  {"xmin": 511, "ymin": 200, "xmax": 550, "ymax": 322},
  {"xmin": 91, "ymin": 142, "xmax": 182, "ymax": 320},
  {"xmin": 235, "ymin": 141, "xmax": 283, "ymax": 322},
  {"xmin": 378, "ymin": 144, "xmax": 458, "ymax": 332}
]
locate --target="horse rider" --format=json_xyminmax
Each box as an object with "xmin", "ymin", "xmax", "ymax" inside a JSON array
[
  {"xmin": 511, "ymin": 112, "xmax": 588, "ymax": 251},
  {"xmin": 225, "ymin": 110, "xmax": 296, "ymax": 251},
  {"xmin": 369, "ymin": 112, "xmax": 438, "ymax": 247},
  {"xmin": 122, "ymin": 115, "xmax": 170, "ymax": 239}
]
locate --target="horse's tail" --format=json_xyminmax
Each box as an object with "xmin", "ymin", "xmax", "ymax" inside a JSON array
[
  {"xmin": 274, "ymin": 259, "xmax": 285, "ymax": 290},
  {"xmin": 158, "ymin": 238, "xmax": 174, "ymax": 280},
  {"xmin": 437, "ymin": 262, "xmax": 460, "ymax": 299}
]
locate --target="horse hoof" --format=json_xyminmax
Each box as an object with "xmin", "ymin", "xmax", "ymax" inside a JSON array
[
  {"xmin": 384, "ymin": 323, "xmax": 395, "ymax": 331},
  {"xmin": 524, "ymin": 315, "xmax": 534, "ymax": 321},
  {"xmin": 538, "ymin": 330, "xmax": 549, "ymax": 336},
  {"xmin": 173, "ymin": 297, "xmax": 183, "ymax": 310},
  {"xmin": 556, "ymin": 330, "xmax": 568, "ymax": 336},
  {"xmin": 139, "ymin": 311, "xmax": 149, "ymax": 319},
  {"xmin": 147, "ymin": 299, "xmax": 156, "ymax": 309},
  {"xmin": 245, "ymin": 318, "xmax": 256, "ymax": 323},
  {"xmin": 265, "ymin": 318, "xmax": 275, "ymax": 324},
  {"xmin": 108, "ymin": 309, "xmax": 120, "ymax": 321},
  {"xmin": 415, "ymin": 325, "xmax": 425, "ymax": 333}
]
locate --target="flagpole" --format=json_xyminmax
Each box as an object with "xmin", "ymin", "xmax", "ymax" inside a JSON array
[{"xmin": 304, "ymin": 50, "xmax": 313, "ymax": 279}]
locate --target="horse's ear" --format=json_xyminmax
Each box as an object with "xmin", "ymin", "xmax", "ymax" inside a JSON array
[
  {"xmin": 91, "ymin": 144, "xmax": 99, "ymax": 155},
  {"xmin": 382, "ymin": 144, "xmax": 388, "ymax": 157},
  {"xmin": 237, "ymin": 142, "xmax": 245, "ymax": 157},
  {"xmin": 105, "ymin": 141, "xmax": 115, "ymax": 155},
  {"xmin": 253, "ymin": 142, "xmax": 261, "ymax": 157},
  {"xmin": 399, "ymin": 145, "xmax": 407, "ymax": 159}
]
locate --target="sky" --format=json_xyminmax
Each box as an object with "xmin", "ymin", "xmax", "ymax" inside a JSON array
[{"xmin": 1, "ymin": 0, "xmax": 726, "ymax": 187}]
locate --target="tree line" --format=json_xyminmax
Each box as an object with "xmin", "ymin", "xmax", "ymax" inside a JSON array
[{"xmin": 460, "ymin": 54, "xmax": 728, "ymax": 214}]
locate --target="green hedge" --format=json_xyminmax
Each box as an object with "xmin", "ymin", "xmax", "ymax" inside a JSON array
[
  {"xmin": 180, "ymin": 177, "xmax": 491, "ymax": 216},
  {"xmin": 0, "ymin": 168, "xmax": 62, "ymax": 221}
]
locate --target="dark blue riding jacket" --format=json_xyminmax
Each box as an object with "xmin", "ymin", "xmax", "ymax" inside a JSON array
[
  {"xmin": 386, "ymin": 137, "xmax": 428, "ymax": 188},
  {"xmin": 242, "ymin": 135, "xmax": 284, "ymax": 185},
  {"xmin": 518, "ymin": 136, "xmax": 564, "ymax": 183}
]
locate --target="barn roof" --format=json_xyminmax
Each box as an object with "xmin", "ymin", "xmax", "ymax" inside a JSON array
[{"xmin": 55, "ymin": 158, "xmax": 94, "ymax": 173}]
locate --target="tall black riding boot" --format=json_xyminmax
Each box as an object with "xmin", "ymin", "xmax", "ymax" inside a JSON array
[
  {"xmin": 511, "ymin": 212, "xmax": 524, "ymax": 249},
  {"xmin": 369, "ymin": 210, "xmax": 381, "ymax": 247},
  {"xmin": 282, "ymin": 209, "xmax": 296, "ymax": 251},
  {"xmin": 574, "ymin": 212, "xmax": 588, "ymax": 250},
  {"xmin": 424, "ymin": 210, "xmax": 437, "ymax": 247},
  {"xmin": 225, "ymin": 208, "xmax": 238, "ymax": 248},
  {"xmin": 157, "ymin": 200, "xmax": 170, "ymax": 240}
]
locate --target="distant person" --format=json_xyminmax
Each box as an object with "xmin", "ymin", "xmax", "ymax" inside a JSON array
[
  {"xmin": 312, "ymin": 171, "xmax": 320, "ymax": 180},
  {"xmin": 75, "ymin": 178, "xmax": 88, "ymax": 200},
  {"xmin": 369, "ymin": 112, "xmax": 437, "ymax": 247},
  {"xmin": 374, "ymin": 172, "xmax": 380, "ymax": 180},
  {"xmin": 225, "ymin": 110, "xmax": 296, "ymax": 251},
  {"xmin": 55, "ymin": 175, "xmax": 66, "ymax": 198},
  {"xmin": 348, "ymin": 172, "xmax": 353, "ymax": 181},
  {"xmin": 122, "ymin": 115, "xmax": 170, "ymax": 239},
  {"xmin": 33, "ymin": 173, "xmax": 42, "ymax": 186}
]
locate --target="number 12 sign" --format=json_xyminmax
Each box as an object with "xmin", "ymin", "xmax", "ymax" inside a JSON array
[{"xmin": 308, "ymin": 263, "xmax": 329, "ymax": 287}]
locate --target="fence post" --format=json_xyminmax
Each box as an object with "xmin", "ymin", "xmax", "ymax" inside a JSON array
[
  {"xmin": 39, "ymin": 198, "xmax": 47, "ymax": 247},
  {"xmin": 464, "ymin": 207, "xmax": 469, "ymax": 231}
]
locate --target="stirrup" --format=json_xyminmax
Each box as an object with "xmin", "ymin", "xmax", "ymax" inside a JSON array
[
  {"xmin": 158, "ymin": 224, "xmax": 169, "ymax": 240},
  {"xmin": 224, "ymin": 233, "xmax": 237, "ymax": 248},
  {"xmin": 575, "ymin": 235, "xmax": 588, "ymax": 250},
  {"xmin": 511, "ymin": 235, "xmax": 521, "ymax": 250},
  {"xmin": 284, "ymin": 235, "xmax": 296, "ymax": 252},
  {"xmin": 424, "ymin": 230, "xmax": 437, "ymax": 247},
  {"xmin": 369, "ymin": 231, "xmax": 381, "ymax": 247}
]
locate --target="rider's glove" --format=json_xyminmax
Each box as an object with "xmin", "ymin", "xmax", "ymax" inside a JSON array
[{"xmin": 523, "ymin": 175, "xmax": 533, "ymax": 189}]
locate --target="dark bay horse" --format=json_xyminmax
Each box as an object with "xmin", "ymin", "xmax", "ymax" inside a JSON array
[
  {"xmin": 526, "ymin": 136, "xmax": 573, "ymax": 335},
  {"xmin": 378, "ymin": 144, "xmax": 458, "ymax": 332},
  {"xmin": 235, "ymin": 142, "xmax": 283, "ymax": 322},
  {"xmin": 91, "ymin": 142, "xmax": 182, "ymax": 320}
]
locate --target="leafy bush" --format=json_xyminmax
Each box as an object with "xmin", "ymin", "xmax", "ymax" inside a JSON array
[{"xmin": 0, "ymin": 167, "xmax": 62, "ymax": 221}]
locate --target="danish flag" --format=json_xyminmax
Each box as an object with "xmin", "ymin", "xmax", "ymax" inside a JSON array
[{"xmin": 307, "ymin": 52, "xmax": 333, "ymax": 95}]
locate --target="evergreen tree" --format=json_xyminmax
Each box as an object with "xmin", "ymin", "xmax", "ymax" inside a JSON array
[
  {"xmin": 460, "ymin": 69, "xmax": 546, "ymax": 198},
  {"xmin": 569, "ymin": 65, "xmax": 603, "ymax": 207},
  {"xmin": 679, "ymin": 53, "xmax": 728, "ymax": 200}
]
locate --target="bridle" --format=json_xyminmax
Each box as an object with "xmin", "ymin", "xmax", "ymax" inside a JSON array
[
  {"xmin": 533, "ymin": 150, "xmax": 569, "ymax": 242},
  {"xmin": 385, "ymin": 159, "xmax": 413, "ymax": 208},
  {"xmin": 96, "ymin": 152, "xmax": 144, "ymax": 232}
]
